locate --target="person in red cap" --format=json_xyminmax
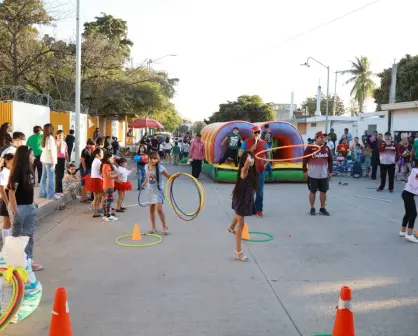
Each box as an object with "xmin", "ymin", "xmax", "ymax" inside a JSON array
[
  {"xmin": 302, "ymin": 131, "xmax": 333, "ymax": 216},
  {"xmin": 239, "ymin": 125, "xmax": 270, "ymax": 218}
]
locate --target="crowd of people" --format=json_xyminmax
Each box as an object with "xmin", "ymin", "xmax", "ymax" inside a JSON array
[{"xmin": 0, "ymin": 122, "xmax": 133, "ymax": 273}]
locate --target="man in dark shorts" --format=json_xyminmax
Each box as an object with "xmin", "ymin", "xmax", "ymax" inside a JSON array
[{"xmin": 302, "ymin": 131, "xmax": 333, "ymax": 216}]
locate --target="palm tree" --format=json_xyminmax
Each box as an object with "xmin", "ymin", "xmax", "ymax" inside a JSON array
[{"xmin": 342, "ymin": 56, "xmax": 375, "ymax": 113}]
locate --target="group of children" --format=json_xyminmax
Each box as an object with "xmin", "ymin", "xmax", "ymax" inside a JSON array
[{"xmin": 84, "ymin": 150, "xmax": 134, "ymax": 222}]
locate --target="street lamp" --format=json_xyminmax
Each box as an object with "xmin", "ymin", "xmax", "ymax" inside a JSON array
[
  {"xmin": 301, "ymin": 57, "xmax": 330, "ymax": 134},
  {"xmin": 147, "ymin": 54, "xmax": 177, "ymax": 70}
]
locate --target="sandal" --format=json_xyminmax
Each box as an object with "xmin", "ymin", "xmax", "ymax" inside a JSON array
[
  {"xmin": 31, "ymin": 262, "xmax": 44, "ymax": 271},
  {"xmin": 148, "ymin": 229, "xmax": 157, "ymax": 234},
  {"xmin": 234, "ymin": 250, "xmax": 248, "ymax": 261},
  {"xmin": 227, "ymin": 227, "xmax": 236, "ymax": 234}
]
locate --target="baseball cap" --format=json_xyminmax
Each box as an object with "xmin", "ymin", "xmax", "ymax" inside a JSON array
[
  {"xmin": 252, "ymin": 126, "xmax": 261, "ymax": 132},
  {"xmin": 315, "ymin": 131, "xmax": 326, "ymax": 138}
]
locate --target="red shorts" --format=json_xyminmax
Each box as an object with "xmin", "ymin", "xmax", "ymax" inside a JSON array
[
  {"xmin": 114, "ymin": 181, "xmax": 132, "ymax": 191},
  {"xmin": 88, "ymin": 178, "xmax": 103, "ymax": 193}
]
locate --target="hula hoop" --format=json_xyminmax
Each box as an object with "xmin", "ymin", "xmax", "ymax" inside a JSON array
[
  {"xmin": 242, "ymin": 232, "xmax": 273, "ymax": 242},
  {"xmin": 0, "ymin": 268, "xmax": 25, "ymax": 332},
  {"xmin": 255, "ymin": 144, "xmax": 321, "ymax": 162},
  {"xmin": 137, "ymin": 188, "xmax": 149, "ymax": 207},
  {"xmin": 165, "ymin": 173, "xmax": 205, "ymax": 221},
  {"xmin": 115, "ymin": 233, "xmax": 162, "ymax": 247}
]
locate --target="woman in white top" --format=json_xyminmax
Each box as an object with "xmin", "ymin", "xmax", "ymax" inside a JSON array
[
  {"xmin": 0, "ymin": 153, "xmax": 14, "ymax": 242},
  {"xmin": 39, "ymin": 124, "xmax": 58, "ymax": 200},
  {"xmin": 400, "ymin": 165, "xmax": 418, "ymax": 243}
]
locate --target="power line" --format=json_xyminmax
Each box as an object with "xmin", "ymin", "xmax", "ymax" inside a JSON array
[{"xmin": 258, "ymin": 0, "xmax": 384, "ymax": 54}]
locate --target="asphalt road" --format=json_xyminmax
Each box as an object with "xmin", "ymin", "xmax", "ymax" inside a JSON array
[{"xmin": 5, "ymin": 165, "xmax": 418, "ymax": 336}]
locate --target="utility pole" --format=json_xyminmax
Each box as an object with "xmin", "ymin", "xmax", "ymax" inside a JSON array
[
  {"xmin": 74, "ymin": 0, "xmax": 81, "ymax": 166},
  {"xmin": 333, "ymin": 70, "xmax": 343, "ymax": 116}
]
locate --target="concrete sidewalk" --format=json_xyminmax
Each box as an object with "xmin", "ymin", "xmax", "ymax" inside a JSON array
[{"xmin": 5, "ymin": 166, "xmax": 418, "ymax": 336}]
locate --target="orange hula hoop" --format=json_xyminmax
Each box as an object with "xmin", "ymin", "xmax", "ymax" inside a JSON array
[{"xmin": 254, "ymin": 144, "xmax": 322, "ymax": 162}]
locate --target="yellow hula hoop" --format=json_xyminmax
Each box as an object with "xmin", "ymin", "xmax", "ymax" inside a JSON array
[
  {"xmin": 115, "ymin": 233, "xmax": 163, "ymax": 247},
  {"xmin": 165, "ymin": 172, "xmax": 205, "ymax": 218}
]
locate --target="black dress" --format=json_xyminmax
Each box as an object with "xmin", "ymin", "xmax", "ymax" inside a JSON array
[{"xmin": 232, "ymin": 176, "xmax": 255, "ymax": 217}]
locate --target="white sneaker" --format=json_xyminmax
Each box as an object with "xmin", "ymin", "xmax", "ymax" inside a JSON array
[
  {"xmin": 405, "ymin": 235, "xmax": 418, "ymax": 243},
  {"xmin": 104, "ymin": 215, "xmax": 118, "ymax": 222},
  {"xmin": 54, "ymin": 194, "xmax": 61, "ymax": 200},
  {"xmin": 399, "ymin": 231, "xmax": 407, "ymax": 237}
]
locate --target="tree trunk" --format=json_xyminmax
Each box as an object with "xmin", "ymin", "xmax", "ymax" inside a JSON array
[
  {"xmin": 358, "ymin": 98, "xmax": 364, "ymax": 114},
  {"xmin": 12, "ymin": 33, "xmax": 18, "ymax": 86}
]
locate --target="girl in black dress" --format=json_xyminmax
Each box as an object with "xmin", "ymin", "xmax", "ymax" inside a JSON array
[{"xmin": 228, "ymin": 151, "xmax": 257, "ymax": 261}]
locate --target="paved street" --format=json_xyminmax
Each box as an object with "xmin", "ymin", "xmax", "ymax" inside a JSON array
[{"xmin": 5, "ymin": 165, "xmax": 418, "ymax": 336}]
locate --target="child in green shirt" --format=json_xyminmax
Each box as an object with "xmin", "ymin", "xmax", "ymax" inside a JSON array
[{"xmin": 172, "ymin": 141, "xmax": 181, "ymax": 166}]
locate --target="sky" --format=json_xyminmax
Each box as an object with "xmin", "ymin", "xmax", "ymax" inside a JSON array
[{"xmin": 46, "ymin": 0, "xmax": 416, "ymax": 121}]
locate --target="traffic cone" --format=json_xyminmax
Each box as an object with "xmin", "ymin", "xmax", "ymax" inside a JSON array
[
  {"xmin": 49, "ymin": 287, "xmax": 72, "ymax": 336},
  {"xmin": 332, "ymin": 286, "xmax": 355, "ymax": 336},
  {"xmin": 132, "ymin": 224, "xmax": 142, "ymax": 241},
  {"xmin": 242, "ymin": 224, "xmax": 250, "ymax": 240}
]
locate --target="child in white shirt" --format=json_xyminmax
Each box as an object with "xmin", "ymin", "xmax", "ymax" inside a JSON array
[
  {"xmin": 114, "ymin": 158, "xmax": 134, "ymax": 212},
  {"xmin": 400, "ymin": 166, "xmax": 418, "ymax": 243}
]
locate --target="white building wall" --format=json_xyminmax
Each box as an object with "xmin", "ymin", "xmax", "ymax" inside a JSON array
[
  {"xmin": 12, "ymin": 101, "xmax": 50, "ymax": 138},
  {"xmin": 392, "ymin": 109, "xmax": 418, "ymax": 131}
]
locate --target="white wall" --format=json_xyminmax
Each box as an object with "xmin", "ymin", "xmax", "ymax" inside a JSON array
[
  {"xmin": 12, "ymin": 101, "xmax": 49, "ymax": 138},
  {"xmin": 357, "ymin": 115, "xmax": 388, "ymax": 134},
  {"xmin": 392, "ymin": 109, "xmax": 418, "ymax": 131}
]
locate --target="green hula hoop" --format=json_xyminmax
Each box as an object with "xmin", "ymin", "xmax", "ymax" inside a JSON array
[
  {"xmin": 115, "ymin": 233, "xmax": 163, "ymax": 247},
  {"xmin": 242, "ymin": 232, "xmax": 273, "ymax": 242}
]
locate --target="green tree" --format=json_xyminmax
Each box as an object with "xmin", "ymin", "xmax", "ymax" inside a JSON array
[
  {"xmin": 300, "ymin": 95, "xmax": 345, "ymax": 116},
  {"xmin": 83, "ymin": 13, "xmax": 133, "ymax": 56},
  {"xmin": 341, "ymin": 56, "xmax": 376, "ymax": 113},
  {"xmin": 374, "ymin": 54, "xmax": 418, "ymax": 110},
  {"xmin": 191, "ymin": 121, "xmax": 206, "ymax": 135},
  {"xmin": 205, "ymin": 95, "xmax": 275, "ymax": 123},
  {"xmin": 0, "ymin": 0, "xmax": 54, "ymax": 85}
]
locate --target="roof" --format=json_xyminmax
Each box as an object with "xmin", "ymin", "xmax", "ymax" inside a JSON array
[{"xmin": 381, "ymin": 101, "xmax": 418, "ymax": 111}]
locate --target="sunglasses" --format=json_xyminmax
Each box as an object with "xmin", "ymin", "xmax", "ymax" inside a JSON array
[{"xmin": 252, "ymin": 130, "xmax": 261, "ymax": 134}]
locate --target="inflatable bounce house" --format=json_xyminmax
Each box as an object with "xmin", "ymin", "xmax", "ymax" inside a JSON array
[{"xmin": 201, "ymin": 121, "xmax": 305, "ymax": 182}]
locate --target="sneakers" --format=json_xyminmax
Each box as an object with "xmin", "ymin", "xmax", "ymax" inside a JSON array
[
  {"xmin": 54, "ymin": 194, "xmax": 61, "ymax": 200},
  {"xmin": 310, "ymin": 208, "xmax": 316, "ymax": 216},
  {"xmin": 377, "ymin": 188, "xmax": 383, "ymax": 192},
  {"xmin": 405, "ymin": 235, "xmax": 418, "ymax": 243},
  {"xmin": 256, "ymin": 211, "xmax": 264, "ymax": 218},
  {"xmin": 319, "ymin": 208, "xmax": 330, "ymax": 216},
  {"xmin": 399, "ymin": 230, "xmax": 407, "ymax": 237},
  {"xmin": 104, "ymin": 215, "xmax": 118, "ymax": 222}
]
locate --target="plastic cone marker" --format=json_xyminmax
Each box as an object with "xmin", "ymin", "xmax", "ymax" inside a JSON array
[
  {"xmin": 332, "ymin": 286, "xmax": 355, "ymax": 336},
  {"xmin": 241, "ymin": 224, "xmax": 250, "ymax": 240},
  {"xmin": 49, "ymin": 287, "xmax": 72, "ymax": 336},
  {"xmin": 132, "ymin": 224, "xmax": 141, "ymax": 241}
]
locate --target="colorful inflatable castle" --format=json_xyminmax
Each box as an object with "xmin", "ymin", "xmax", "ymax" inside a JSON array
[{"xmin": 201, "ymin": 120, "xmax": 305, "ymax": 182}]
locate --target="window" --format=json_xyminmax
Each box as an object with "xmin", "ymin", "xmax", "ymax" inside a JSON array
[{"xmin": 311, "ymin": 123, "xmax": 317, "ymax": 127}]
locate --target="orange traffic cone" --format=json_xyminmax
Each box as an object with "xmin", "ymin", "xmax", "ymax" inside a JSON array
[
  {"xmin": 49, "ymin": 287, "xmax": 72, "ymax": 336},
  {"xmin": 332, "ymin": 286, "xmax": 355, "ymax": 336},
  {"xmin": 242, "ymin": 224, "xmax": 250, "ymax": 240},
  {"xmin": 132, "ymin": 224, "xmax": 142, "ymax": 241}
]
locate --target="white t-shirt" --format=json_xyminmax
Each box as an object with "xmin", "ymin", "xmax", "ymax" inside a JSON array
[
  {"xmin": 0, "ymin": 146, "xmax": 17, "ymax": 159},
  {"xmin": 163, "ymin": 142, "xmax": 172, "ymax": 151},
  {"xmin": 118, "ymin": 167, "xmax": 132, "ymax": 183},
  {"xmin": 91, "ymin": 158, "xmax": 102, "ymax": 179},
  {"xmin": 404, "ymin": 168, "xmax": 418, "ymax": 195},
  {"xmin": 0, "ymin": 167, "xmax": 10, "ymax": 189},
  {"xmin": 40, "ymin": 135, "xmax": 58, "ymax": 164}
]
